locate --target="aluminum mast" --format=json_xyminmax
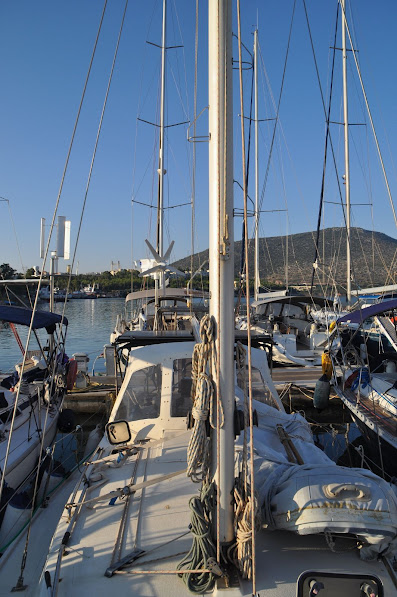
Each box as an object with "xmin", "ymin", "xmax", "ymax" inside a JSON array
[
  {"xmin": 208, "ymin": 0, "xmax": 235, "ymax": 543},
  {"xmin": 341, "ymin": 0, "xmax": 351, "ymax": 303},
  {"xmin": 156, "ymin": 0, "xmax": 167, "ymax": 297},
  {"xmin": 254, "ymin": 29, "xmax": 260, "ymax": 301}
]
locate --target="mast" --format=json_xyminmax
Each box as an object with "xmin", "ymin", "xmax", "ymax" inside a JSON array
[
  {"xmin": 156, "ymin": 0, "xmax": 167, "ymax": 296},
  {"xmin": 341, "ymin": 0, "xmax": 351, "ymax": 302},
  {"xmin": 208, "ymin": 0, "xmax": 234, "ymax": 543},
  {"xmin": 254, "ymin": 29, "xmax": 260, "ymax": 301}
]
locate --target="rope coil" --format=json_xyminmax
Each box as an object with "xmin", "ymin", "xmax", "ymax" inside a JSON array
[
  {"xmin": 187, "ymin": 316, "xmax": 222, "ymax": 483},
  {"xmin": 177, "ymin": 482, "xmax": 218, "ymax": 594},
  {"xmin": 228, "ymin": 480, "xmax": 261, "ymax": 580}
]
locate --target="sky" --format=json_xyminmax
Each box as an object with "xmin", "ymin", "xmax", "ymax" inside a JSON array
[{"xmin": 0, "ymin": 0, "xmax": 396, "ymax": 275}]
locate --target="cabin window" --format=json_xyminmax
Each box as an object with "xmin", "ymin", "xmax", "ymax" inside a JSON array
[
  {"xmin": 115, "ymin": 364, "xmax": 162, "ymax": 421},
  {"xmin": 237, "ymin": 366, "xmax": 279, "ymax": 409},
  {"xmin": 171, "ymin": 358, "xmax": 192, "ymax": 417}
]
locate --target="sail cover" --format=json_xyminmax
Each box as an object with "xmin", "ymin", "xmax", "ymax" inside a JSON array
[
  {"xmin": 0, "ymin": 305, "xmax": 68, "ymax": 331},
  {"xmin": 337, "ymin": 298, "xmax": 397, "ymax": 325},
  {"xmin": 238, "ymin": 397, "xmax": 397, "ymax": 561}
]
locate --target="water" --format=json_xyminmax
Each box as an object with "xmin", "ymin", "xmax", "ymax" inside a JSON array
[{"xmin": 0, "ymin": 297, "xmax": 125, "ymax": 375}]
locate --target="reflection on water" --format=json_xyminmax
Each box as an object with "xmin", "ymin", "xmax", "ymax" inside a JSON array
[
  {"xmin": 312, "ymin": 421, "xmax": 394, "ymax": 479},
  {"xmin": 311, "ymin": 422, "xmax": 361, "ymax": 463},
  {"xmin": 0, "ymin": 297, "xmax": 124, "ymax": 374}
]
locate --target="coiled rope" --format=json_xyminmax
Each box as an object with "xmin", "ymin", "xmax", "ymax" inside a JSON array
[
  {"xmin": 228, "ymin": 478, "xmax": 260, "ymax": 580},
  {"xmin": 229, "ymin": 342, "xmax": 261, "ymax": 580},
  {"xmin": 187, "ymin": 315, "xmax": 223, "ymax": 482},
  {"xmin": 177, "ymin": 481, "xmax": 218, "ymax": 593}
]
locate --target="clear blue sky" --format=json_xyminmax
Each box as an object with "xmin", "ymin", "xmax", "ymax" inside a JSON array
[{"xmin": 1, "ymin": 1, "xmax": 396, "ymax": 274}]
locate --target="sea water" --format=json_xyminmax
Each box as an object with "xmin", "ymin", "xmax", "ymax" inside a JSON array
[{"xmin": 0, "ymin": 297, "xmax": 125, "ymax": 375}]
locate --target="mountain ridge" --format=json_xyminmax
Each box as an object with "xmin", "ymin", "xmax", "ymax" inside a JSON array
[{"xmin": 173, "ymin": 227, "xmax": 397, "ymax": 289}]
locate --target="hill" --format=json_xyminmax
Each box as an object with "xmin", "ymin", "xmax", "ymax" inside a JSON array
[{"xmin": 173, "ymin": 227, "xmax": 397, "ymax": 290}]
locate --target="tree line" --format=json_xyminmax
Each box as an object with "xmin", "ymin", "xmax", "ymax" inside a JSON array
[{"xmin": 0, "ymin": 263, "xmax": 210, "ymax": 297}]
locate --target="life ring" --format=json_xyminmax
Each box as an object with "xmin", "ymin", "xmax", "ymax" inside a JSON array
[{"xmin": 66, "ymin": 359, "xmax": 78, "ymax": 390}]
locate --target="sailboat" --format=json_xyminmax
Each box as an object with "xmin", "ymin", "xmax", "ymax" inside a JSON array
[
  {"xmin": 110, "ymin": 0, "xmax": 209, "ymax": 346},
  {"xmin": 234, "ymin": 22, "xmax": 336, "ymax": 368},
  {"xmin": 325, "ymin": 0, "xmax": 397, "ymax": 478},
  {"xmin": 244, "ymin": 294, "xmax": 333, "ymax": 366},
  {"xmin": 35, "ymin": 2, "xmax": 397, "ymax": 596},
  {"xmin": 0, "ymin": 304, "xmax": 70, "ymax": 552},
  {"xmin": 330, "ymin": 298, "xmax": 397, "ymax": 477}
]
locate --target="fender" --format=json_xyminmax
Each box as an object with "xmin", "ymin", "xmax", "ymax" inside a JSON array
[{"xmin": 66, "ymin": 359, "xmax": 78, "ymax": 391}]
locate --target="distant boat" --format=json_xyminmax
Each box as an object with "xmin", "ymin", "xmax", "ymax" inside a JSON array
[
  {"xmin": 70, "ymin": 289, "xmax": 86, "ymax": 299},
  {"xmin": 82, "ymin": 283, "xmax": 98, "ymax": 298},
  {"xmin": 239, "ymin": 295, "xmax": 332, "ymax": 366},
  {"xmin": 69, "ymin": 284, "xmax": 98, "ymax": 299},
  {"xmin": 38, "ymin": 286, "xmax": 69, "ymax": 302}
]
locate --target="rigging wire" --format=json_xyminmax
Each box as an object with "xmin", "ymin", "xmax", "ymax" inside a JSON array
[
  {"xmin": 257, "ymin": 0, "xmax": 296, "ymax": 225},
  {"xmin": 310, "ymin": 3, "xmax": 339, "ymax": 293},
  {"xmin": 301, "ymin": 0, "xmax": 356, "ymax": 296},
  {"xmin": 343, "ymin": 1, "xmax": 397, "ymax": 290},
  {"xmin": 236, "ymin": 0, "xmax": 256, "ymax": 591},
  {"xmin": 0, "ymin": 197, "xmax": 37, "ymax": 308},
  {"xmin": 190, "ymin": 0, "xmax": 199, "ymax": 283},
  {"xmin": 61, "ymin": 0, "xmax": 129, "ymax": 314},
  {"xmin": 11, "ymin": 0, "xmax": 115, "ymax": 587}
]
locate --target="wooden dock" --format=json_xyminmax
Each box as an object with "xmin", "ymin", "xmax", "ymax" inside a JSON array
[
  {"xmin": 63, "ymin": 375, "xmax": 116, "ymax": 414},
  {"xmin": 272, "ymin": 365, "xmax": 321, "ymax": 389}
]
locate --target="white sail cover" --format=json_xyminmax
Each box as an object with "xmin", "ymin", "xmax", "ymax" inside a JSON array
[{"xmin": 237, "ymin": 397, "xmax": 397, "ymax": 560}]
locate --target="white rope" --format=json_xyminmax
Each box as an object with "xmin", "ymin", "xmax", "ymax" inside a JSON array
[
  {"xmin": 228, "ymin": 481, "xmax": 260, "ymax": 580},
  {"xmin": 230, "ymin": 341, "xmax": 261, "ymax": 580},
  {"xmin": 187, "ymin": 316, "xmax": 221, "ymax": 482}
]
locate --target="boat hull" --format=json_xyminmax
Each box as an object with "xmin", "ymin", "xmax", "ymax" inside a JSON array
[
  {"xmin": 350, "ymin": 413, "xmax": 397, "ymax": 478},
  {"xmin": 332, "ymin": 382, "xmax": 397, "ymax": 479}
]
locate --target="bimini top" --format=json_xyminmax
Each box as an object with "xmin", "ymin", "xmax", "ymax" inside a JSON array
[
  {"xmin": 0, "ymin": 305, "xmax": 68, "ymax": 331},
  {"xmin": 337, "ymin": 298, "xmax": 397, "ymax": 325},
  {"xmin": 251, "ymin": 295, "xmax": 331, "ymax": 309},
  {"xmin": 125, "ymin": 287, "xmax": 210, "ymax": 303}
]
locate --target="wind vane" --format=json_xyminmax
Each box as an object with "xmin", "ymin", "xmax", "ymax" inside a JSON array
[{"xmin": 136, "ymin": 239, "xmax": 185, "ymax": 279}]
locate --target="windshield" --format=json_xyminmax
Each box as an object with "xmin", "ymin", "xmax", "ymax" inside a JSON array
[
  {"xmin": 115, "ymin": 364, "xmax": 162, "ymax": 421},
  {"xmin": 171, "ymin": 358, "xmax": 192, "ymax": 417},
  {"xmin": 237, "ymin": 365, "xmax": 279, "ymax": 409}
]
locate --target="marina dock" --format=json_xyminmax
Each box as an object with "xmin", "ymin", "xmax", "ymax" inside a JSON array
[
  {"xmin": 63, "ymin": 368, "xmax": 348, "ymax": 427},
  {"xmin": 272, "ymin": 365, "xmax": 321, "ymax": 389},
  {"xmin": 63, "ymin": 375, "xmax": 116, "ymax": 413}
]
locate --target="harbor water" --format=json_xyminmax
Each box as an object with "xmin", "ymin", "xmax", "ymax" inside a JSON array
[{"xmin": 0, "ymin": 297, "xmax": 125, "ymax": 375}]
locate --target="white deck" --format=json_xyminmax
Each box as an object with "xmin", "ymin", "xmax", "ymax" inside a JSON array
[{"xmin": 36, "ymin": 431, "xmax": 397, "ymax": 596}]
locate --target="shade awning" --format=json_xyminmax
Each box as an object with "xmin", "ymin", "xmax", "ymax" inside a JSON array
[
  {"xmin": 251, "ymin": 295, "xmax": 331, "ymax": 309},
  {"xmin": 337, "ymin": 298, "xmax": 397, "ymax": 325},
  {"xmin": 0, "ymin": 305, "xmax": 68, "ymax": 330}
]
